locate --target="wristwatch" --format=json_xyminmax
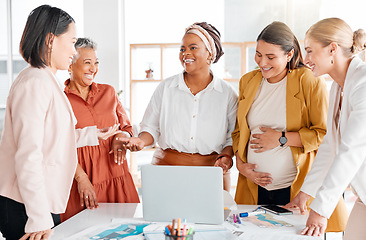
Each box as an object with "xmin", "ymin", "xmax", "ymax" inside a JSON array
[{"xmin": 279, "ymin": 131, "xmax": 287, "ymax": 147}]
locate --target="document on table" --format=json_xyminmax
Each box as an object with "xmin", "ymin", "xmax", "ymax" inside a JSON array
[
  {"xmin": 64, "ymin": 218, "xmax": 237, "ymax": 240},
  {"xmin": 63, "ymin": 219, "xmax": 150, "ymax": 240},
  {"xmin": 224, "ymin": 213, "xmax": 323, "ymax": 240},
  {"xmin": 62, "ymin": 214, "xmax": 320, "ymax": 240}
]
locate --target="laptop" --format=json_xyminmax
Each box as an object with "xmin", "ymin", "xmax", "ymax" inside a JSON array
[{"xmin": 141, "ymin": 165, "xmax": 224, "ymax": 224}]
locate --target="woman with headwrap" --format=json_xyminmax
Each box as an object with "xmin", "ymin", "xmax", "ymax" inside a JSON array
[{"xmin": 121, "ymin": 22, "xmax": 238, "ymax": 191}]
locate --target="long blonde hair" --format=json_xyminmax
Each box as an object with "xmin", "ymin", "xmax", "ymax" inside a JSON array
[{"xmin": 306, "ymin": 18, "xmax": 366, "ymax": 58}]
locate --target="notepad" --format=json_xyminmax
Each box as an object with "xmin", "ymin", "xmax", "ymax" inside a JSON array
[{"xmin": 141, "ymin": 165, "xmax": 224, "ymax": 224}]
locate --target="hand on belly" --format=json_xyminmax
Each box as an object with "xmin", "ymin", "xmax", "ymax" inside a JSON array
[{"xmin": 250, "ymin": 127, "xmax": 282, "ymax": 153}]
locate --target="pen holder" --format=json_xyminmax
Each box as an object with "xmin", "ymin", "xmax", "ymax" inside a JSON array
[{"xmin": 164, "ymin": 231, "xmax": 195, "ymax": 240}]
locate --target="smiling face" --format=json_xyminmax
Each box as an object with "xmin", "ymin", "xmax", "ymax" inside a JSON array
[
  {"xmin": 49, "ymin": 22, "xmax": 77, "ymax": 73},
  {"xmin": 304, "ymin": 37, "xmax": 332, "ymax": 77},
  {"xmin": 179, "ymin": 33, "xmax": 211, "ymax": 74},
  {"xmin": 69, "ymin": 48, "xmax": 99, "ymax": 87},
  {"xmin": 255, "ymin": 40, "xmax": 293, "ymax": 83}
]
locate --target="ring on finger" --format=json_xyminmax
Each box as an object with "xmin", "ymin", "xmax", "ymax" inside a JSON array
[
  {"xmin": 117, "ymin": 149, "xmax": 123, "ymax": 152},
  {"xmin": 85, "ymin": 195, "xmax": 89, "ymax": 199}
]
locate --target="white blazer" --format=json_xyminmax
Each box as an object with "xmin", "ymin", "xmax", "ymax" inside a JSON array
[
  {"xmin": 0, "ymin": 66, "xmax": 98, "ymax": 232},
  {"xmin": 301, "ymin": 57, "xmax": 366, "ymax": 218}
]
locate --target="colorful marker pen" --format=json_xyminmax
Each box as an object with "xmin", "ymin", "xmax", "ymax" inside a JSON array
[
  {"xmin": 165, "ymin": 226, "xmax": 171, "ymax": 235},
  {"xmin": 239, "ymin": 209, "xmax": 266, "ymax": 217},
  {"xmin": 236, "ymin": 214, "xmax": 241, "ymax": 224},
  {"xmin": 177, "ymin": 218, "xmax": 181, "ymax": 236},
  {"xmin": 182, "ymin": 224, "xmax": 187, "ymax": 236},
  {"xmin": 172, "ymin": 219, "xmax": 175, "ymax": 235}
]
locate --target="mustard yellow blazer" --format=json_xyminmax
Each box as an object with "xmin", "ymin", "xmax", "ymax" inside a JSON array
[{"xmin": 232, "ymin": 67, "xmax": 347, "ymax": 232}]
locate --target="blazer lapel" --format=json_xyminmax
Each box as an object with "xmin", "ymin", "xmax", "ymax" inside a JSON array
[
  {"xmin": 45, "ymin": 68, "xmax": 77, "ymax": 125},
  {"xmin": 237, "ymin": 72, "xmax": 262, "ymax": 150},
  {"xmin": 238, "ymin": 72, "xmax": 263, "ymax": 122},
  {"xmin": 286, "ymin": 71, "xmax": 302, "ymax": 132}
]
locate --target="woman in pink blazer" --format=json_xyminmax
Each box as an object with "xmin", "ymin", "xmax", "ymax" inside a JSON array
[{"xmin": 0, "ymin": 5, "xmax": 119, "ymax": 240}]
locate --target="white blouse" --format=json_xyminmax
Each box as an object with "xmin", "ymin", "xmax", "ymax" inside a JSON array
[{"xmin": 140, "ymin": 72, "xmax": 238, "ymax": 155}]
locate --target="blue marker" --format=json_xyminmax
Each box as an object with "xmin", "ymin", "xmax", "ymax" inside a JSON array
[
  {"xmin": 236, "ymin": 214, "xmax": 241, "ymax": 224},
  {"xmin": 239, "ymin": 209, "xmax": 266, "ymax": 217}
]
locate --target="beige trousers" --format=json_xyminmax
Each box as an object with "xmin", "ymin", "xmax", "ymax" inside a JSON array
[{"xmin": 344, "ymin": 197, "xmax": 366, "ymax": 240}]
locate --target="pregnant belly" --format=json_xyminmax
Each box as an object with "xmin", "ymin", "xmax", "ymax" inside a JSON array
[{"xmin": 247, "ymin": 146, "xmax": 297, "ymax": 190}]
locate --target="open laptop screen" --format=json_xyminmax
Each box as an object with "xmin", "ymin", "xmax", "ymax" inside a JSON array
[{"xmin": 141, "ymin": 165, "xmax": 224, "ymax": 224}]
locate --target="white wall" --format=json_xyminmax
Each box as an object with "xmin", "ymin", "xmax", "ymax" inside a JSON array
[
  {"xmin": 83, "ymin": 0, "xmax": 125, "ymax": 92},
  {"xmin": 224, "ymin": 0, "xmax": 321, "ymax": 42},
  {"xmin": 224, "ymin": 0, "xmax": 366, "ymax": 44}
]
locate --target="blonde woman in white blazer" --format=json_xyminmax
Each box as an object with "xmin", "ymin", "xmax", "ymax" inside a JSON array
[
  {"xmin": 0, "ymin": 5, "xmax": 120, "ymax": 240},
  {"xmin": 285, "ymin": 18, "xmax": 366, "ymax": 238}
]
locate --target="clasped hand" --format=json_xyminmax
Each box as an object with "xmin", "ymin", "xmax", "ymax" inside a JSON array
[
  {"xmin": 115, "ymin": 137, "xmax": 145, "ymax": 152},
  {"xmin": 250, "ymin": 127, "xmax": 281, "ymax": 152}
]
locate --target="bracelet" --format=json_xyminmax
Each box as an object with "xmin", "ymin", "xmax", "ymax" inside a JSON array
[{"xmin": 216, "ymin": 154, "xmax": 233, "ymax": 169}]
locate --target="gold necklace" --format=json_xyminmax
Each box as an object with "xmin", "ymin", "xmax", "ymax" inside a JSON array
[
  {"xmin": 184, "ymin": 78, "xmax": 196, "ymax": 95},
  {"xmin": 184, "ymin": 74, "xmax": 213, "ymax": 95}
]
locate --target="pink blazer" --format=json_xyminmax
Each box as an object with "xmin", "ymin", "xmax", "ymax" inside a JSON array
[{"xmin": 0, "ymin": 66, "xmax": 98, "ymax": 233}]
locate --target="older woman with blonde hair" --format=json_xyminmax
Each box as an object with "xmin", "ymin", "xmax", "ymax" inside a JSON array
[{"xmin": 286, "ymin": 18, "xmax": 366, "ymax": 238}]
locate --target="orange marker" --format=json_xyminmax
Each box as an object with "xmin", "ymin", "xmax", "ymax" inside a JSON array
[
  {"xmin": 177, "ymin": 218, "xmax": 181, "ymax": 236},
  {"xmin": 167, "ymin": 224, "xmax": 172, "ymax": 233}
]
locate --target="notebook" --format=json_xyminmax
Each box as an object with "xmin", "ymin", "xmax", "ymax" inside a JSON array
[{"xmin": 141, "ymin": 165, "xmax": 224, "ymax": 224}]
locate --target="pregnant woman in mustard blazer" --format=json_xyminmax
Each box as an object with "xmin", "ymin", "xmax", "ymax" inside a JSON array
[{"xmin": 232, "ymin": 21, "xmax": 347, "ymax": 232}]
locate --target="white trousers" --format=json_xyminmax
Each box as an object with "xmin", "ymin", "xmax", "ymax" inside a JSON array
[{"xmin": 344, "ymin": 197, "xmax": 366, "ymax": 240}]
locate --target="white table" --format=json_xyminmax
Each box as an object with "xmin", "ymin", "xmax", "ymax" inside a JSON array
[{"xmin": 50, "ymin": 203, "xmax": 322, "ymax": 240}]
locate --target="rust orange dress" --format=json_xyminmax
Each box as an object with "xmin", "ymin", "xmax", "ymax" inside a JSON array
[{"xmin": 61, "ymin": 80, "xmax": 139, "ymax": 221}]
